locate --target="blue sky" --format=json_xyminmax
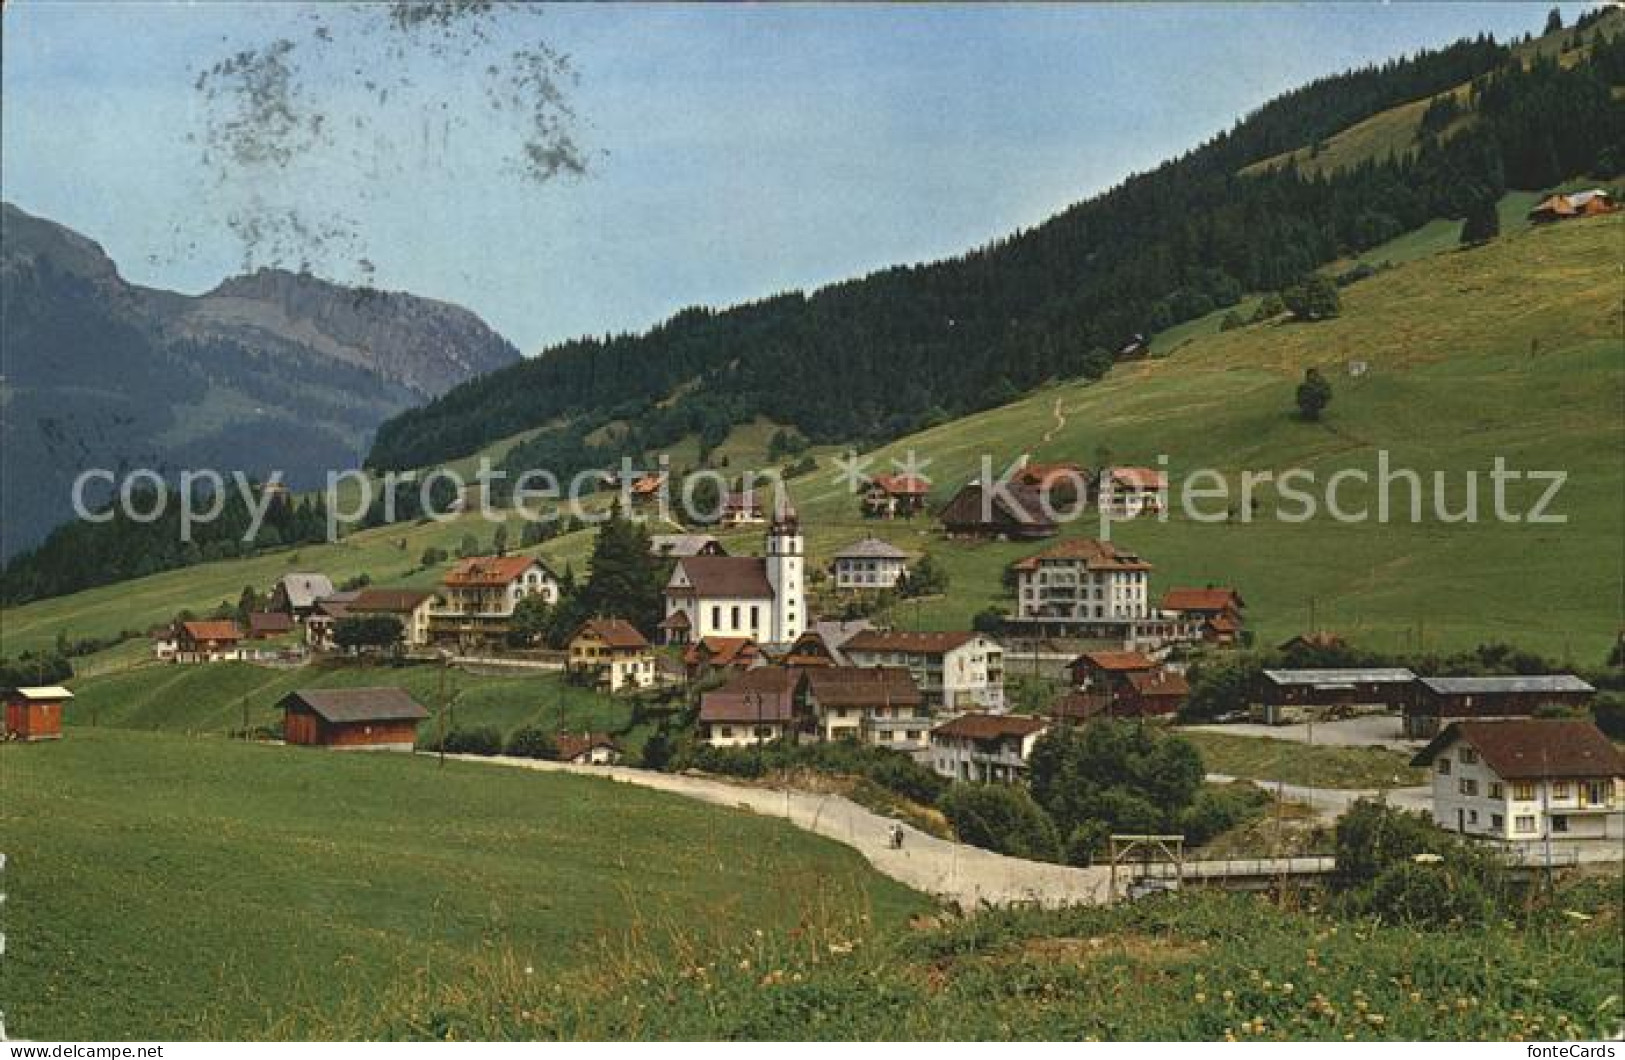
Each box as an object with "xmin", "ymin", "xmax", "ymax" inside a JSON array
[{"xmin": 1, "ymin": 2, "xmax": 1577, "ymax": 353}]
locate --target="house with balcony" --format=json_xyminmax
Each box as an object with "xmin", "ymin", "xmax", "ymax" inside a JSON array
[
  {"xmin": 930, "ymin": 712, "xmax": 1050, "ymax": 784},
  {"xmin": 1411, "ymin": 719, "xmax": 1624, "ymax": 844},
  {"xmin": 1097, "ymin": 467, "xmax": 1167, "ymax": 519},
  {"xmin": 428, "ymin": 555, "xmax": 559, "ymax": 650},
  {"xmin": 567, "ymin": 618, "xmax": 659, "ymax": 693},
  {"xmin": 840, "ymin": 629, "xmax": 1004, "ymax": 712},
  {"xmin": 803, "ymin": 666, "xmax": 928, "ymax": 752},
  {"xmin": 861, "ymin": 473, "xmax": 931, "ymax": 520}
]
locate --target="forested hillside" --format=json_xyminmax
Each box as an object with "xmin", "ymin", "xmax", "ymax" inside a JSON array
[{"xmin": 367, "ymin": 9, "xmax": 1622, "ymax": 482}]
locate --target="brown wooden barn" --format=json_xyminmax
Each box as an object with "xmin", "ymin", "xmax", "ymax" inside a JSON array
[
  {"xmin": 938, "ymin": 482, "xmax": 1058, "ymax": 540},
  {"xmin": 4, "ymin": 686, "xmax": 72, "ymax": 741},
  {"xmin": 280, "ymin": 688, "xmax": 429, "ymax": 751},
  {"xmin": 1404, "ymin": 674, "xmax": 1597, "ymax": 738}
]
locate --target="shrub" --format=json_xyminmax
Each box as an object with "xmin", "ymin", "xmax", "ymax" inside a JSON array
[
  {"xmin": 439, "ymin": 726, "xmax": 504, "ymax": 756},
  {"xmin": 1365, "ymin": 859, "xmax": 1490, "ymax": 927},
  {"xmin": 939, "ymin": 784, "xmax": 1062, "ymax": 863},
  {"xmin": 1178, "ymin": 783, "xmax": 1271, "ymax": 844},
  {"xmin": 505, "ymin": 726, "xmax": 558, "ymax": 760}
]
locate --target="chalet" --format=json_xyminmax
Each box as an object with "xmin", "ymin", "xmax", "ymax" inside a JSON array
[
  {"xmin": 841, "ymin": 630, "xmax": 1004, "ymax": 712},
  {"xmin": 269, "ymin": 573, "xmax": 337, "ymax": 619},
  {"xmin": 1012, "ymin": 538, "xmax": 1152, "ymax": 624},
  {"xmin": 1013, "ymin": 460, "xmax": 1091, "ymax": 506},
  {"xmin": 650, "ymin": 534, "xmax": 725, "ymax": 559},
  {"xmin": 930, "ymin": 713, "xmax": 1050, "ymax": 784},
  {"xmin": 347, "ymin": 588, "xmax": 437, "ymax": 649},
  {"xmin": 280, "ymin": 688, "xmax": 429, "ymax": 751},
  {"xmin": 1527, "ymin": 188, "xmax": 1616, "ymax": 224},
  {"xmin": 567, "ymin": 618, "xmax": 657, "ymax": 693},
  {"xmin": 429, "ymin": 555, "xmax": 558, "ymax": 649},
  {"xmin": 1050, "ymin": 690, "xmax": 1112, "ymax": 725},
  {"xmin": 627, "ymin": 471, "xmax": 668, "ymax": 508},
  {"xmin": 1067, "ymin": 650, "xmax": 1186, "ymax": 717},
  {"xmin": 1412, "ymin": 720, "xmax": 1624, "ymax": 844},
  {"xmin": 780, "ymin": 628, "xmax": 840, "ymax": 668},
  {"xmin": 150, "ymin": 628, "xmax": 178, "ymax": 661},
  {"xmin": 4, "ymin": 686, "xmax": 72, "ymax": 741},
  {"xmin": 938, "ymin": 481, "xmax": 1058, "ymax": 540},
  {"xmin": 1278, "ymin": 630, "xmax": 1348, "ymax": 656},
  {"xmin": 304, "ymin": 591, "xmax": 360, "ymax": 651},
  {"xmin": 1256, "ymin": 668, "xmax": 1417, "ymax": 724},
  {"xmin": 1405, "ymin": 674, "xmax": 1596, "ymax": 739},
  {"xmin": 1119, "ymin": 668, "xmax": 1190, "ymax": 717},
  {"xmin": 697, "ymin": 667, "xmax": 807, "ymax": 747},
  {"xmin": 661, "ymin": 515, "xmax": 803, "ymax": 647},
  {"xmin": 246, "ymin": 611, "xmax": 295, "ymax": 640},
  {"xmin": 683, "ymin": 635, "xmax": 763, "ymax": 679},
  {"xmin": 1069, "ymin": 649, "xmax": 1156, "ymax": 691},
  {"xmin": 718, "ymin": 489, "xmax": 766, "ymax": 528},
  {"xmin": 176, "ymin": 620, "xmax": 245, "ymax": 663},
  {"xmin": 803, "ymin": 666, "xmax": 928, "ymax": 751},
  {"xmin": 831, "ymin": 537, "xmax": 911, "ymax": 591},
  {"xmin": 1160, "ymin": 587, "xmax": 1246, "ymax": 645},
  {"xmin": 862, "ymin": 473, "xmax": 931, "ymax": 520},
  {"xmin": 1097, "ymin": 467, "xmax": 1167, "ymax": 519},
  {"xmin": 555, "ymin": 732, "xmax": 623, "ymax": 765}
]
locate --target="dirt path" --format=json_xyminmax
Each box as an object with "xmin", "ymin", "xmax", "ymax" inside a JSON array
[
  {"xmin": 441, "ymin": 753, "xmax": 1114, "ymax": 908},
  {"xmin": 1039, "ymin": 394, "xmax": 1067, "ymax": 444}
]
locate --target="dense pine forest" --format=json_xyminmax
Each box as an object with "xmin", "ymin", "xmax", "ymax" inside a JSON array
[{"xmin": 365, "ymin": 10, "xmax": 1623, "ymax": 481}]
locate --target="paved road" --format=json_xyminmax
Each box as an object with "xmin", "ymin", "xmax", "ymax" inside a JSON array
[
  {"xmin": 443, "ymin": 753, "xmax": 1117, "ymax": 908},
  {"xmin": 1185, "ymin": 715, "xmax": 1422, "ymax": 751}
]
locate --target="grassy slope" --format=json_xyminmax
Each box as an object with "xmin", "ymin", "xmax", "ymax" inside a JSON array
[
  {"xmin": 0, "ymin": 728, "xmax": 927, "ymax": 1039},
  {"xmin": 64, "ymin": 660, "xmax": 639, "ymax": 746},
  {"xmin": 1181, "ymin": 731, "xmax": 1425, "ymax": 789}
]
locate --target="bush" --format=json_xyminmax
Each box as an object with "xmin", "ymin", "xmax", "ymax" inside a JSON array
[
  {"xmin": 505, "ymin": 726, "xmax": 558, "ymax": 760},
  {"xmin": 1365, "ymin": 859, "xmax": 1490, "ymax": 928},
  {"xmin": 438, "ymin": 726, "xmax": 504, "ymax": 756},
  {"xmin": 939, "ymin": 784, "xmax": 1062, "ymax": 862},
  {"xmin": 1064, "ymin": 820, "xmax": 1110, "ymax": 866}
]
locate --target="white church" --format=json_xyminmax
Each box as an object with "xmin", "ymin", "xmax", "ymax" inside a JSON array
[{"xmin": 658, "ymin": 503, "xmax": 804, "ymax": 647}]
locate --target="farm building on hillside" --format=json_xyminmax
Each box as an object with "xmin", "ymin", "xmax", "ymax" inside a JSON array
[
  {"xmin": 1527, "ymin": 188, "xmax": 1616, "ymax": 223},
  {"xmin": 175, "ymin": 620, "xmax": 245, "ymax": 663},
  {"xmin": 1013, "ymin": 460, "xmax": 1091, "ymax": 505},
  {"xmin": 4, "ymin": 686, "xmax": 72, "ymax": 741},
  {"xmin": 280, "ymin": 688, "xmax": 430, "ymax": 751},
  {"xmin": 831, "ymin": 536, "xmax": 911, "ymax": 590},
  {"xmin": 347, "ymin": 589, "xmax": 438, "ymax": 649},
  {"xmin": 862, "ymin": 473, "xmax": 931, "ymax": 520},
  {"xmin": 1067, "ymin": 650, "xmax": 1188, "ymax": 718},
  {"xmin": 270, "ymin": 573, "xmax": 337, "ymax": 619},
  {"xmin": 938, "ymin": 481, "xmax": 1059, "ymax": 540},
  {"xmin": 1256, "ymin": 668, "xmax": 1418, "ymax": 724},
  {"xmin": 1412, "ymin": 720, "xmax": 1624, "ymax": 843},
  {"xmin": 1097, "ymin": 467, "xmax": 1167, "ymax": 519},
  {"xmin": 1404, "ymin": 674, "xmax": 1597, "ymax": 739},
  {"xmin": 246, "ymin": 612, "xmax": 295, "ymax": 639},
  {"xmin": 649, "ymin": 534, "xmax": 725, "ymax": 559}
]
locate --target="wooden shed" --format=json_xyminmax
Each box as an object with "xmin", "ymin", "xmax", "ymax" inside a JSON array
[
  {"xmin": 280, "ymin": 688, "xmax": 430, "ymax": 751},
  {"xmin": 4, "ymin": 685, "xmax": 72, "ymax": 741}
]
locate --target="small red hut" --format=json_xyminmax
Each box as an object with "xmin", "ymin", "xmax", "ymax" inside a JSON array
[
  {"xmin": 279, "ymin": 688, "xmax": 429, "ymax": 751},
  {"xmin": 4, "ymin": 686, "xmax": 73, "ymax": 741}
]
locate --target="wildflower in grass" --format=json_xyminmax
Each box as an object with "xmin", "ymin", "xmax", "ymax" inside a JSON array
[{"xmin": 1195, "ymin": 992, "xmax": 1207, "ymax": 1004}]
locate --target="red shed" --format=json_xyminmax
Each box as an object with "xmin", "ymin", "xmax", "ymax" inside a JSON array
[
  {"xmin": 280, "ymin": 688, "xmax": 429, "ymax": 751},
  {"xmin": 4, "ymin": 686, "xmax": 73, "ymax": 741}
]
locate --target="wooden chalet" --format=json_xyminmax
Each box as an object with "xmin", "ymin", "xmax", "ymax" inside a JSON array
[
  {"xmin": 938, "ymin": 481, "xmax": 1058, "ymax": 540},
  {"xmin": 280, "ymin": 688, "xmax": 429, "ymax": 751}
]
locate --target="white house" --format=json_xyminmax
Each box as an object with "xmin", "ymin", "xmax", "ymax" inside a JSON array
[
  {"xmin": 567, "ymin": 618, "xmax": 658, "ymax": 693},
  {"xmin": 1097, "ymin": 467, "xmax": 1167, "ymax": 519},
  {"xmin": 1412, "ymin": 719, "xmax": 1625, "ymax": 845},
  {"xmin": 840, "ymin": 630, "xmax": 1004, "ymax": 712},
  {"xmin": 831, "ymin": 536, "xmax": 911, "ymax": 591},
  {"xmin": 930, "ymin": 712, "xmax": 1050, "ymax": 784},
  {"xmin": 346, "ymin": 588, "xmax": 437, "ymax": 649},
  {"xmin": 429, "ymin": 555, "xmax": 558, "ymax": 648},
  {"xmin": 661, "ymin": 514, "xmax": 804, "ymax": 647},
  {"xmin": 803, "ymin": 666, "xmax": 930, "ymax": 752},
  {"xmin": 1011, "ymin": 538, "xmax": 1152, "ymax": 622}
]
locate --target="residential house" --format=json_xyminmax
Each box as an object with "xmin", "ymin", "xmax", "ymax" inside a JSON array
[
  {"xmin": 803, "ymin": 666, "xmax": 928, "ymax": 752},
  {"xmin": 430, "ymin": 555, "xmax": 559, "ymax": 649},
  {"xmin": 650, "ymin": 534, "xmax": 726, "ymax": 559},
  {"xmin": 661, "ymin": 514, "xmax": 804, "ymax": 647},
  {"xmin": 930, "ymin": 713, "xmax": 1050, "ymax": 784},
  {"xmin": 150, "ymin": 628, "xmax": 178, "ymax": 662},
  {"xmin": 1118, "ymin": 668, "xmax": 1190, "ymax": 717},
  {"xmin": 683, "ymin": 635, "xmax": 763, "ymax": 679},
  {"xmin": 718, "ymin": 489, "xmax": 766, "ymax": 528},
  {"xmin": 1405, "ymin": 675, "xmax": 1597, "ymax": 739},
  {"xmin": 280, "ymin": 688, "xmax": 429, "ymax": 751},
  {"xmin": 555, "ymin": 732, "xmax": 624, "ymax": 765},
  {"xmin": 627, "ymin": 471, "xmax": 668, "ymax": 509},
  {"xmin": 304, "ymin": 591, "xmax": 360, "ymax": 651},
  {"xmin": 1013, "ymin": 460, "xmax": 1091, "ymax": 507},
  {"xmin": 246, "ymin": 612, "xmax": 295, "ymax": 640},
  {"xmin": 697, "ymin": 667, "xmax": 807, "ymax": 747},
  {"xmin": 1527, "ymin": 188, "xmax": 1616, "ymax": 223},
  {"xmin": 777, "ymin": 620, "xmax": 875, "ymax": 669},
  {"xmin": 1160, "ymin": 587, "xmax": 1246, "ymax": 645},
  {"xmin": 175, "ymin": 620, "xmax": 245, "ymax": 663},
  {"xmin": 1256, "ymin": 668, "xmax": 1417, "ymax": 724},
  {"xmin": 1012, "ymin": 538, "xmax": 1152, "ymax": 624},
  {"xmin": 567, "ymin": 618, "xmax": 658, "ymax": 693},
  {"xmin": 841, "ymin": 630, "xmax": 1004, "ymax": 712},
  {"xmin": 862, "ymin": 473, "xmax": 931, "ymax": 520},
  {"xmin": 938, "ymin": 481, "xmax": 1059, "ymax": 540},
  {"xmin": 831, "ymin": 537, "xmax": 911, "ymax": 591},
  {"xmin": 269, "ymin": 573, "xmax": 337, "ymax": 619},
  {"xmin": 347, "ymin": 588, "xmax": 437, "ymax": 649},
  {"xmin": 4, "ymin": 686, "xmax": 72, "ymax": 741},
  {"xmin": 1412, "ymin": 720, "xmax": 1624, "ymax": 843},
  {"xmin": 1097, "ymin": 467, "xmax": 1167, "ymax": 519},
  {"xmin": 1070, "ymin": 649, "xmax": 1156, "ymax": 690},
  {"xmin": 1068, "ymin": 650, "xmax": 1186, "ymax": 718}
]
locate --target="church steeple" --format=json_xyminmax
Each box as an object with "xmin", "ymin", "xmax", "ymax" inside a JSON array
[{"xmin": 764, "ymin": 489, "xmax": 803, "ymax": 644}]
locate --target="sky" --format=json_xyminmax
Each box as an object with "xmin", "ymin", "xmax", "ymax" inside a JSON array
[{"xmin": 1, "ymin": 2, "xmax": 1582, "ymax": 354}]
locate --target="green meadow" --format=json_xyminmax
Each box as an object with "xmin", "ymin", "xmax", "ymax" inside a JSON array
[{"xmin": 0, "ymin": 728, "xmax": 927, "ymax": 1039}]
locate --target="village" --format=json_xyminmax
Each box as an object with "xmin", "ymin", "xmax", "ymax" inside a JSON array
[{"xmin": 10, "ymin": 458, "xmax": 1618, "ymax": 871}]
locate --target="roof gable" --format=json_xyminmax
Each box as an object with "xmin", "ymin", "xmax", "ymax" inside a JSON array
[
  {"xmin": 281, "ymin": 687, "xmax": 430, "ymax": 724},
  {"xmin": 1413, "ymin": 720, "xmax": 1625, "ymax": 779},
  {"xmin": 673, "ymin": 556, "xmax": 774, "ymax": 599}
]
